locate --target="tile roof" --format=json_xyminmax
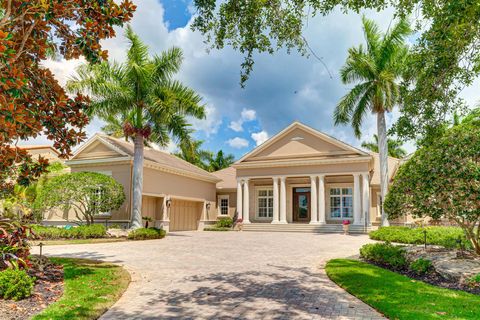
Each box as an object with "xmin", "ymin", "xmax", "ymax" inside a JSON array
[{"xmin": 99, "ymin": 135, "xmax": 220, "ymax": 182}]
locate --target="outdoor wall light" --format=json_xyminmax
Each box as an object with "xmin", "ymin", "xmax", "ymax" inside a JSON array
[
  {"xmin": 206, "ymin": 203, "xmax": 211, "ymax": 210},
  {"xmin": 166, "ymin": 199, "xmax": 172, "ymax": 208}
]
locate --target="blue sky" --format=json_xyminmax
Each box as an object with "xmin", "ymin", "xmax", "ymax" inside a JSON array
[{"xmin": 35, "ymin": 0, "xmax": 478, "ymax": 159}]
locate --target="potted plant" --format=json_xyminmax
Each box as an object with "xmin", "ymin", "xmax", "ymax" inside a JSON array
[{"xmin": 342, "ymin": 220, "xmax": 351, "ymax": 235}]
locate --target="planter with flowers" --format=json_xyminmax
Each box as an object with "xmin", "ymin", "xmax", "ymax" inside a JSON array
[{"xmin": 342, "ymin": 220, "xmax": 351, "ymax": 235}]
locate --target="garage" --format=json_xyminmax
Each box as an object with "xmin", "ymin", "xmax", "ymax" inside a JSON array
[{"xmin": 169, "ymin": 199, "xmax": 203, "ymax": 231}]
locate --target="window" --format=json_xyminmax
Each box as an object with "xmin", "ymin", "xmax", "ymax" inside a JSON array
[
  {"xmin": 257, "ymin": 188, "xmax": 273, "ymax": 218},
  {"xmin": 91, "ymin": 187, "xmax": 109, "ymax": 216},
  {"xmin": 218, "ymin": 195, "xmax": 229, "ymax": 216},
  {"xmin": 330, "ymin": 187, "xmax": 353, "ymax": 218}
]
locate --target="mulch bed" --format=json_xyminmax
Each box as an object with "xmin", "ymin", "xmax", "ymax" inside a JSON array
[
  {"xmin": 0, "ymin": 259, "xmax": 64, "ymax": 320},
  {"xmin": 364, "ymin": 259, "xmax": 480, "ymax": 295}
]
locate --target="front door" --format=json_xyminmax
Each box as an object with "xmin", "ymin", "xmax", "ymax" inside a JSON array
[{"xmin": 293, "ymin": 188, "xmax": 310, "ymax": 222}]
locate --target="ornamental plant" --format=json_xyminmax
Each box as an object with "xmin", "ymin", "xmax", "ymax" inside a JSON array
[
  {"xmin": 0, "ymin": 268, "xmax": 35, "ymax": 300},
  {"xmin": 35, "ymin": 172, "xmax": 125, "ymax": 225},
  {"xmin": 0, "ymin": 0, "xmax": 136, "ymax": 195},
  {"xmin": 0, "ymin": 221, "xmax": 32, "ymax": 270},
  {"xmin": 384, "ymin": 122, "xmax": 480, "ymax": 254}
]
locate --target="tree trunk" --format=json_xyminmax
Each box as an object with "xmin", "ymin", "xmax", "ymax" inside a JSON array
[
  {"xmin": 130, "ymin": 133, "xmax": 144, "ymax": 229},
  {"xmin": 377, "ymin": 112, "xmax": 390, "ymax": 227}
]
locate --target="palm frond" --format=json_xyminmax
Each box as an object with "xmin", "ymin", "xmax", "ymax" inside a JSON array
[
  {"xmin": 152, "ymin": 47, "xmax": 183, "ymax": 83},
  {"xmin": 334, "ymin": 82, "xmax": 372, "ymax": 126}
]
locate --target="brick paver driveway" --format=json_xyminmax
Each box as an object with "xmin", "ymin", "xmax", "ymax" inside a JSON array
[{"xmin": 36, "ymin": 232, "xmax": 384, "ymax": 319}]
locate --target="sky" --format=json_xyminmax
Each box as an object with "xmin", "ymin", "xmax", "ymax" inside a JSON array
[{"xmin": 31, "ymin": 0, "xmax": 479, "ymax": 159}]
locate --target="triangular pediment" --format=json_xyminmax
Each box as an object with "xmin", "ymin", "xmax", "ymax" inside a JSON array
[
  {"xmin": 71, "ymin": 135, "xmax": 128, "ymax": 160},
  {"xmin": 238, "ymin": 122, "xmax": 368, "ymax": 163}
]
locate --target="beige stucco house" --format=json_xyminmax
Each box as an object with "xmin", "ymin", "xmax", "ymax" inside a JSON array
[{"xmin": 46, "ymin": 121, "xmax": 401, "ymax": 233}]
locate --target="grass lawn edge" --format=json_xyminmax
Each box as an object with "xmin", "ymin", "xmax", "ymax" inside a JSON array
[
  {"xmin": 32, "ymin": 257, "xmax": 131, "ymax": 320},
  {"xmin": 325, "ymin": 258, "xmax": 480, "ymax": 320}
]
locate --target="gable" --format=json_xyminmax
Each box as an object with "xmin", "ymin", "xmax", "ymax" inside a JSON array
[
  {"xmin": 240, "ymin": 122, "xmax": 367, "ymax": 163},
  {"xmin": 74, "ymin": 140, "xmax": 124, "ymax": 160}
]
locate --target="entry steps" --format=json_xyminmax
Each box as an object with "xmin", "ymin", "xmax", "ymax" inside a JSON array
[{"xmin": 241, "ymin": 223, "xmax": 374, "ymax": 234}]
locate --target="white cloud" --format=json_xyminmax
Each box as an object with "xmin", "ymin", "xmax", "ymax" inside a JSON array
[
  {"xmin": 251, "ymin": 131, "xmax": 269, "ymax": 146},
  {"xmin": 227, "ymin": 137, "xmax": 249, "ymax": 149},
  {"xmin": 228, "ymin": 108, "xmax": 257, "ymax": 132},
  {"xmin": 189, "ymin": 105, "xmax": 222, "ymax": 137}
]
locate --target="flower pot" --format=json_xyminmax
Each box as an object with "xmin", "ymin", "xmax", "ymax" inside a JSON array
[{"xmin": 343, "ymin": 224, "xmax": 350, "ymax": 235}]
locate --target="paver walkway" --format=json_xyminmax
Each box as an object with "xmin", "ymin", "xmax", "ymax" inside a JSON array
[{"xmin": 34, "ymin": 232, "xmax": 384, "ymax": 319}]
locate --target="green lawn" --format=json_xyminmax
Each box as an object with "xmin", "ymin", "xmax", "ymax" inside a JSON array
[
  {"xmin": 326, "ymin": 259, "xmax": 480, "ymax": 320},
  {"xmin": 32, "ymin": 258, "xmax": 130, "ymax": 320}
]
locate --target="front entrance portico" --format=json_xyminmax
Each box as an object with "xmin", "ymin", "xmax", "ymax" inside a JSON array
[{"xmin": 236, "ymin": 172, "xmax": 370, "ymax": 226}]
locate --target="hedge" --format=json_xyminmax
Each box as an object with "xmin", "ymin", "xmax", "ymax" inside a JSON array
[
  {"xmin": 31, "ymin": 225, "xmax": 107, "ymax": 240},
  {"xmin": 127, "ymin": 228, "xmax": 166, "ymax": 240},
  {"xmin": 369, "ymin": 226, "xmax": 470, "ymax": 249}
]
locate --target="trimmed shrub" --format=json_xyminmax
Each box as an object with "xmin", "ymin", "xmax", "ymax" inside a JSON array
[
  {"xmin": 369, "ymin": 226, "xmax": 470, "ymax": 249},
  {"xmin": 0, "ymin": 269, "xmax": 35, "ymax": 300},
  {"xmin": 127, "ymin": 228, "xmax": 166, "ymax": 240},
  {"xmin": 216, "ymin": 217, "xmax": 233, "ymax": 228},
  {"xmin": 31, "ymin": 224, "xmax": 107, "ymax": 239},
  {"xmin": 360, "ymin": 243, "xmax": 407, "ymax": 269},
  {"xmin": 410, "ymin": 258, "xmax": 432, "ymax": 275},
  {"xmin": 204, "ymin": 227, "xmax": 231, "ymax": 231}
]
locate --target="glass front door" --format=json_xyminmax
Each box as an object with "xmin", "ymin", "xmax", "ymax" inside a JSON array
[{"xmin": 293, "ymin": 188, "xmax": 310, "ymax": 222}]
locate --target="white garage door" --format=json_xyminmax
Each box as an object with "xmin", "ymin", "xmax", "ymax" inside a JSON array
[{"xmin": 169, "ymin": 200, "xmax": 202, "ymax": 231}]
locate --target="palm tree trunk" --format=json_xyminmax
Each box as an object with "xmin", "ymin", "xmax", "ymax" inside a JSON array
[
  {"xmin": 377, "ymin": 112, "xmax": 390, "ymax": 227},
  {"xmin": 130, "ymin": 133, "xmax": 144, "ymax": 229}
]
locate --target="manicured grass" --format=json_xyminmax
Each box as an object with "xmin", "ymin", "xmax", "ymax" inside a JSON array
[
  {"xmin": 32, "ymin": 258, "xmax": 130, "ymax": 320},
  {"xmin": 31, "ymin": 238, "xmax": 127, "ymax": 246},
  {"xmin": 326, "ymin": 259, "xmax": 480, "ymax": 320}
]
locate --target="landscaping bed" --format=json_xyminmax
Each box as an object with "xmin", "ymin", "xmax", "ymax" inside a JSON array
[
  {"xmin": 326, "ymin": 259, "xmax": 480, "ymax": 320},
  {"xmin": 0, "ymin": 257, "xmax": 130, "ymax": 320},
  {"xmin": 359, "ymin": 242, "xmax": 480, "ymax": 295},
  {"xmin": 0, "ymin": 256, "xmax": 64, "ymax": 320}
]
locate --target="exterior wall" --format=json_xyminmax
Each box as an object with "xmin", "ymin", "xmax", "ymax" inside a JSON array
[
  {"xmin": 143, "ymin": 167, "xmax": 216, "ymax": 202},
  {"xmin": 75, "ymin": 141, "xmax": 121, "ymax": 160},
  {"xmin": 236, "ymin": 162, "xmax": 369, "ymax": 177},
  {"xmin": 142, "ymin": 195, "xmax": 164, "ymax": 226}
]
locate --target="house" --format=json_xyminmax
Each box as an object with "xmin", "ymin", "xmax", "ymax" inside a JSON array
[
  {"xmin": 19, "ymin": 145, "xmax": 65, "ymax": 164},
  {"xmin": 213, "ymin": 122, "xmax": 401, "ymax": 232},
  {"xmin": 47, "ymin": 122, "xmax": 401, "ymax": 233},
  {"xmin": 54, "ymin": 134, "xmax": 221, "ymax": 231}
]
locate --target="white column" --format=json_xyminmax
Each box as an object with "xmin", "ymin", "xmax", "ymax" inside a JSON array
[
  {"xmin": 271, "ymin": 177, "xmax": 280, "ymax": 224},
  {"xmin": 353, "ymin": 173, "xmax": 362, "ymax": 225},
  {"xmin": 362, "ymin": 172, "xmax": 370, "ymax": 226},
  {"xmin": 318, "ymin": 175, "xmax": 326, "ymax": 224},
  {"xmin": 236, "ymin": 179, "xmax": 243, "ymax": 220},
  {"xmin": 310, "ymin": 176, "xmax": 318, "ymax": 224},
  {"xmin": 279, "ymin": 177, "xmax": 287, "ymax": 224},
  {"xmin": 243, "ymin": 179, "xmax": 250, "ymax": 223}
]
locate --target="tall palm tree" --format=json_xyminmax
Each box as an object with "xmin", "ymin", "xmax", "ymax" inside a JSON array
[
  {"xmin": 175, "ymin": 139, "xmax": 212, "ymax": 170},
  {"xmin": 208, "ymin": 150, "xmax": 235, "ymax": 172},
  {"xmin": 67, "ymin": 26, "xmax": 205, "ymax": 229},
  {"xmin": 334, "ymin": 16, "xmax": 411, "ymax": 226},
  {"xmin": 361, "ymin": 134, "xmax": 407, "ymax": 158}
]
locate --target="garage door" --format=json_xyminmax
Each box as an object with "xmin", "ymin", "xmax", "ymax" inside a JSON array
[{"xmin": 169, "ymin": 200, "xmax": 202, "ymax": 231}]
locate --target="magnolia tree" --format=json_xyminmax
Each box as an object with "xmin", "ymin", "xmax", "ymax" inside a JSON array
[
  {"xmin": 35, "ymin": 172, "xmax": 125, "ymax": 225},
  {"xmin": 384, "ymin": 123, "xmax": 480, "ymax": 254}
]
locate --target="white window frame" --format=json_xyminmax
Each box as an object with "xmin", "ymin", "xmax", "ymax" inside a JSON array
[
  {"xmin": 255, "ymin": 186, "xmax": 274, "ymax": 220},
  {"xmin": 218, "ymin": 195, "xmax": 230, "ymax": 216},
  {"xmin": 329, "ymin": 186, "xmax": 353, "ymax": 219}
]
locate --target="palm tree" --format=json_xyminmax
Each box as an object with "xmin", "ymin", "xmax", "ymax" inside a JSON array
[
  {"xmin": 175, "ymin": 139, "xmax": 212, "ymax": 170},
  {"xmin": 361, "ymin": 134, "xmax": 407, "ymax": 158},
  {"xmin": 67, "ymin": 26, "xmax": 205, "ymax": 229},
  {"xmin": 208, "ymin": 150, "xmax": 235, "ymax": 172},
  {"xmin": 334, "ymin": 16, "xmax": 411, "ymax": 226}
]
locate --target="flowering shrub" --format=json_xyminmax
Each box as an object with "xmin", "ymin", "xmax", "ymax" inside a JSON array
[{"xmin": 342, "ymin": 220, "xmax": 351, "ymax": 225}]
